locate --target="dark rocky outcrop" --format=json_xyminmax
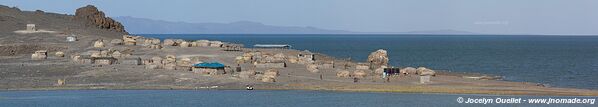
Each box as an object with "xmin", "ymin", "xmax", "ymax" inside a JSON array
[{"xmin": 75, "ymin": 5, "xmax": 126, "ymax": 33}]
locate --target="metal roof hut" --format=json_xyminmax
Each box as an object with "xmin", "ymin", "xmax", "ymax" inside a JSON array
[
  {"xmin": 254, "ymin": 44, "xmax": 291, "ymax": 49},
  {"xmin": 192, "ymin": 62, "xmax": 226, "ymax": 75}
]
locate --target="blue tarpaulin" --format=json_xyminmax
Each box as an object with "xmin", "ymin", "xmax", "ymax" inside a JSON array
[{"xmin": 193, "ymin": 62, "xmax": 225, "ymax": 68}]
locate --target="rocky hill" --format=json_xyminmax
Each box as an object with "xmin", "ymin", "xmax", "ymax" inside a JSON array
[{"xmin": 0, "ymin": 5, "xmax": 128, "ymax": 56}]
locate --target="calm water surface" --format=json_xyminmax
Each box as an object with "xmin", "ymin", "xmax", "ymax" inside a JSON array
[
  {"xmin": 143, "ymin": 34, "xmax": 598, "ymax": 89},
  {"xmin": 0, "ymin": 90, "xmax": 595, "ymax": 107}
]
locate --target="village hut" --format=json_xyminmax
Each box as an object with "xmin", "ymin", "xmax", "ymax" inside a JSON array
[
  {"xmin": 316, "ymin": 61, "xmax": 334, "ymax": 69},
  {"xmin": 151, "ymin": 56, "xmax": 163, "ymax": 64},
  {"xmin": 264, "ymin": 69, "xmax": 279, "ymax": 77},
  {"xmin": 163, "ymin": 39, "xmax": 176, "ymax": 46},
  {"xmin": 287, "ymin": 56, "xmax": 298, "ymax": 63},
  {"xmin": 192, "ymin": 62, "xmax": 226, "ymax": 75},
  {"xmin": 336, "ymin": 70, "xmax": 351, "ymax": 78},
  {"xmin": 417, "ymin": 67, "xmax": 436, "ymax": 84},
  {"xmin": 352, "ymin": 70, "xmax": 368, "ymax": 78},
  {"xmin": 355, "ymin": 63, "xmax": 370, "ymax": 70},
  {"xmin": 120, "ymin": 57, "xmax": 142, "ymax": 65},
  {"xmin": 261, "ymin": 77, "xmax": 276, "ymax": 82},
  {"xmin": 56, "ymin": 79, "xmax": 65, "ymax": 86},
  {"xmin": 93, "ymin": 39, "xmax": 105, "ymax": 48},
  {"xmin": 179, "ymin": 41, "xmax": 190, "ymax": 47},
  {"xmin": 209, "ymin": 41, "xmax": 223, "ymax": 47},
  {"xmin": 306, "ymin": 64, "xmax": 319, "ymax": 73},
  {"xmin": 55, "ymin": 51, "xmax": 65, "ymax": 57},
  {"xmin": 416, "ymin": 67, "xmax": 436, "ymax": 76},
  {"xmin": 400, "ymin": 67, "xmax": 417, "ymax": 75},
  {"xmin": 374, "ymin": 66, "xmax": 387, "ymax": 75},
  {"xmin": 26, "ymin": 24, "xmax": 36, "ymax": 31},
  {"xmin": 31, "ymin": 50, "xmax": 47, "ymax": 60},
  {"xmin": 134, "ymin": 37, "xmax": 146, "ymax": 46},
  {"xmin": 196, "ymin": 40, "xmax": 210, "ymax": 47},
  {"xmin": 66, "ymin": 36, "xmax": 77, "ymax": 42},
  {"xmin": 239, "ymin": 70, "xmax": 257, "ymax": 79},
  {"xmin": 223, "ymin": 43, "xmax": 243, "ymax": 51},
  {"xmin": 110, "ymin": 39, "xmax": 123, "ymax": 45},
  {"xmin": 297, "ymin": 51, "xmax": 315, "ymax": 64},
  {"xmin": 122, "ymin": 35, "xmax": 137, "ymax": 45},
  {"xmin": 94, "ymin": 57, "xmax": 117, "ymax": 65},
  {"xmin": 146, "ymin": 44, "xmax": 162, "ymax": 49}
]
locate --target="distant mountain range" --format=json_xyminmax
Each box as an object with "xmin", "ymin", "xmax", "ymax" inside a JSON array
[{"xmin": 114, "ymin": 16, "xmax": 476, "ymax": 34}]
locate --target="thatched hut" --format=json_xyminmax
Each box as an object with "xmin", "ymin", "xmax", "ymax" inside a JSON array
[
  {"xmin": 31, "ymin": 50, "xmax": 47, "ymax": 60},
  {"xmin": 355, "ymin": 63, "xmax": 370, "ymax": 70},
  {"xmin": 400, "ymin": 67, "xmax": 417, "ymax": 75},
  {"xmin": 93, "ymin": 39, "xmax": 105, "ymax": 48},
  {"xmin": 239, "ymin": 70, "xmax": 257, "ymax": 79},
  {"xmin": 163, "ymin": 39, "xmax": 175, "ymax": 46},
  {"xmin": 55, "ymin": 51, "xmax": 65, "ymax": 57},
  {"xmin": 336, "ymin": 70, "xmax": 351, "ymax": 78},
  {"xmin": 94, "ymin": 57, "xmax": 116, "ymax": 65},
  {"xmin": 196, "ymin": 40, "xmax": 210, "ymax": 47},
  {"xmin": 110, "ymin": 39, "xmax": 123, "ymax": 45},
  {"xmin": 306, "ymin": 64, "xmax": 319, "ymax": 73},
  {"xmin": 120, "ymin": 57, "xmax": 142, "ymax": 65},
  {"xmin": 122, "ymin": 35, "xmax": 137, "ymax": 45},
  {"xmin": 209, "ymin": 41, "xmax": 223, "ymax": 47},
  {"xmin": 179, "ymin": 41, "xmax": 190, "ymax": 47},
  {"xmin": 352, "ymin": 70, "xmax": 368, "ymax": 78},
  {"xmin": 416, "ymin": 67, "xmax": 436, "ymax": 76}
]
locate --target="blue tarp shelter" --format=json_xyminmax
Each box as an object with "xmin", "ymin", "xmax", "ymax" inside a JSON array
[{"xmin": 193, "ymin": 62, "xmax": 225, "ymax": 68}]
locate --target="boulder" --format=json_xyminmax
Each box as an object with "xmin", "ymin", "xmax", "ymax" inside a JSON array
[{"xmin": 367, "ymin": 49, "xmax": 389, "ymax": 69}]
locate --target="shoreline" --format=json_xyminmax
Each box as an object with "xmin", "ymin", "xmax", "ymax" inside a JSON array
[
  {"xmin": 2, "ymin": 84, "xmax": 598, "ymax": 96},
  {"xmin": 2, "ymin": 34, "xmax": 598, "ymax": 97}
]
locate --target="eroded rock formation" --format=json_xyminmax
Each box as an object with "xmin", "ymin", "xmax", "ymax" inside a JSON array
[{"xmin": 75, "ymin": 5, "xmax": 126, "ymax": 33}]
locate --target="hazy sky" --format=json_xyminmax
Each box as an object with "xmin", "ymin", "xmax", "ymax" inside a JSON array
[{"xmin": 2, "ymin": 0, "xmax": 598, "ymax": 35}]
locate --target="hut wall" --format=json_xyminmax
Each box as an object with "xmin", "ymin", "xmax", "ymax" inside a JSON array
[{"xmin": 255, "ymin": 62, "xmax": 286, "ymax": 68}]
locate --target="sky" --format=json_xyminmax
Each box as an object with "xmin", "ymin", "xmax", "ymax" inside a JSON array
[{"xmin": 2, "ymin": 0, "xmax": 598, "ymax": 35}]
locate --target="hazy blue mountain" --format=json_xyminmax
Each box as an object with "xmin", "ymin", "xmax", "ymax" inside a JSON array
[
  {"xmin": 400, "ymin": 29, "xmax": 476, "ymax": 34},
  {"xmin": 114, "ymin": 16, "xmax": 355, "ymax": 34}
]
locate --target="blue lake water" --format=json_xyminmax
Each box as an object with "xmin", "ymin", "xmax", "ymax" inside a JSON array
[
  {"xmin": 142, "ymin": 34, "xmax": 598, "ymax": 89},
  {"xmin": 0, "ymin": 90, "xmax": 595, "ymax": 107}
]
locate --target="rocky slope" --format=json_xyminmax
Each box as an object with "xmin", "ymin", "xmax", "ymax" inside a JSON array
[{"xmin": 0, "ymin": 5, "xmax": 128, "ymax": 56}]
